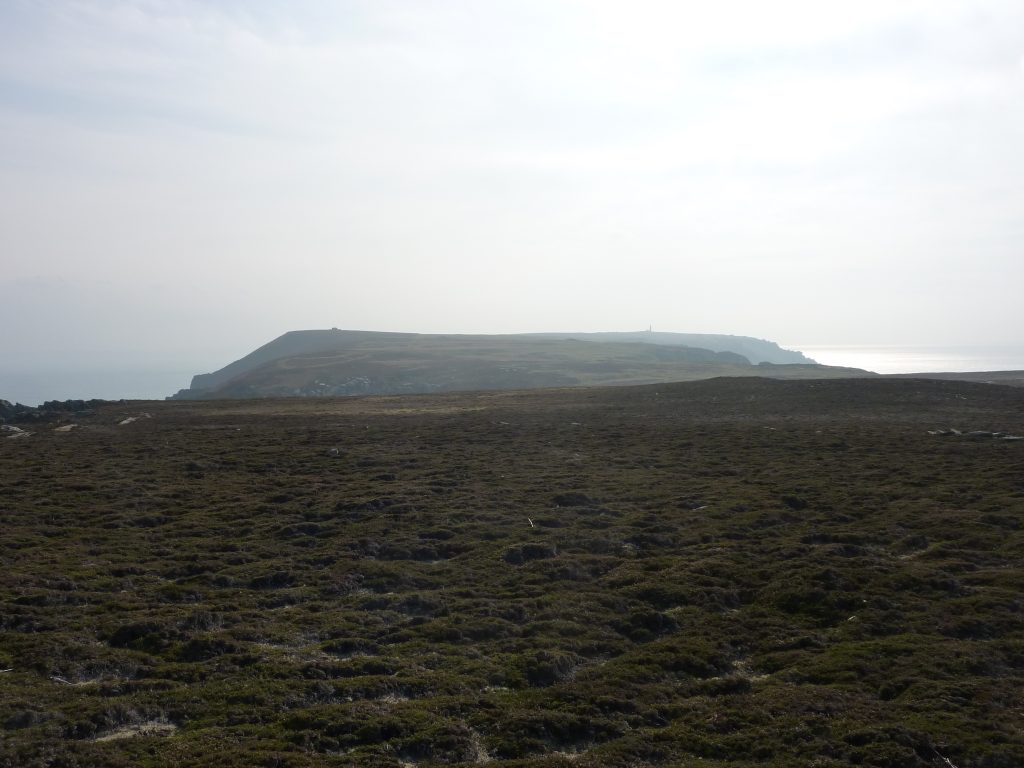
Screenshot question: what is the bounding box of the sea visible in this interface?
[0,369,196,408]
[3,346,1023,407]
[795,345,1024,375]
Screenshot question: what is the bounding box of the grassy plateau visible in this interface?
[2,377,1023,767]
[171,330,863,400]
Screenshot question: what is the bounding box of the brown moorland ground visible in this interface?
[2,377,1023,767]
[886,371,1024,388]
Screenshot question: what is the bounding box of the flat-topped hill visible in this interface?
[171,329,859,400]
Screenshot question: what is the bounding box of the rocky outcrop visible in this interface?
[0,398,110,424]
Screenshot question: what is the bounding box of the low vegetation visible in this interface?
[2,377,1022,767]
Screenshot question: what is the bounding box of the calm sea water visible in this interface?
[0,369,195,407]
[796,345,1024,375]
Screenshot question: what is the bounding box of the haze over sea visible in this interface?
[0,369,196,409]
[795,345,1024,376]
[4,345,1024,408]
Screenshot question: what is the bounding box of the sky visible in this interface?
[2,0,1023,393]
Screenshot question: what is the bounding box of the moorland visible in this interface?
[2,377,1024,767]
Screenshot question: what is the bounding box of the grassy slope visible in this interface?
[192,336,869,399]
[2,378,1023,767]
[186,330,814,395]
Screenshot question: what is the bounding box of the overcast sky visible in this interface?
[2,0,1023,377]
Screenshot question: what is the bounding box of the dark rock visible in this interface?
[1,398,110,424]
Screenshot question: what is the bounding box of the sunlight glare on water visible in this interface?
[794,346,1024,375]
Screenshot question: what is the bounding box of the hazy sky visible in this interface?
[2,0,1023,376]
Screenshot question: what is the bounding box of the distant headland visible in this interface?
[168,329,868,400]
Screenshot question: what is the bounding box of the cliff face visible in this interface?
[171,329,837,400]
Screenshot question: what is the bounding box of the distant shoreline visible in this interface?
[5,367,1024,412]
[4,341,1024,406]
